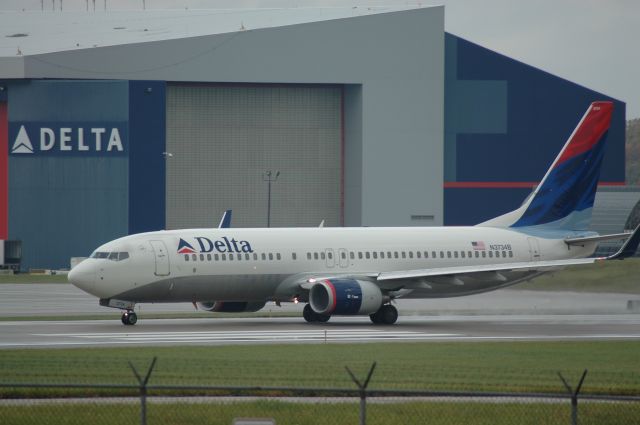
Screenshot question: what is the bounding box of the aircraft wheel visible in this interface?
[379,304,398,325]
[315,314,331,323]
[303,304,314,323]
[122,311,138,326]
[369,311,381,325]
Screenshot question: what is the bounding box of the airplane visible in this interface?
[69,101,640,326]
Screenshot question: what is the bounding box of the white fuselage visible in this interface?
[69,226,596,304]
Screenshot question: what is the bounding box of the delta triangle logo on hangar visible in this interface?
[11,126,34,154]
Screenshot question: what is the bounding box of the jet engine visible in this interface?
[197,301,266,313]
[309,278,384,315]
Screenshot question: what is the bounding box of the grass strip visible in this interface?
[1,341,639,397]
[1,400,638,425]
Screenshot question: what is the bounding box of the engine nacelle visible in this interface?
[197,301,266,313]
[309,279,384,315]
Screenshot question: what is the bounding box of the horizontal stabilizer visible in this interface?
[565,232,634,245]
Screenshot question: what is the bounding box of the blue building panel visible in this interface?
[7,80,129,269]
[444,33,626,225]
[128,80,166,234]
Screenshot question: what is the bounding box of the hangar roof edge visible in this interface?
[0,6,436,57]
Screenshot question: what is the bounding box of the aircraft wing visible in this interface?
[375,258,597,282]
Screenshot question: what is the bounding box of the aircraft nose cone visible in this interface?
[68,261,95,293]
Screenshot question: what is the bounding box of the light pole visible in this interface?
[263,170,280,228]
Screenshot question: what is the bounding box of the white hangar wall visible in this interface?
[19,7,445,227]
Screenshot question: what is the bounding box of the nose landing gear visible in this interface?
[121,310,138,326]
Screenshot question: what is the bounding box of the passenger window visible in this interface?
[229,254,234,261]
[475,251,479,258]
[261,253,266,261]
[185,254,189,261]
[447,251,451,258]
[373,252,378,259]
[207,254,212,261]
[488,251,493,258]
[215,254,219,261]
[409,252,414,259]
[416,251,421,258]
[394,252,399,259]
[380,252,385,259]
[269,253,274,260]
[192,254,197,261]
[424,251,429,258]
[253,253,258,260]
[277,253,281,260]
[327,252,332,260]
[358,252,363,259]
[502,251,507,258]
[221,254,226,261]
[468,251,473,258]
[509,251,513,258]
[440,251,444,258]
[432,251,437,258]
[321,252,326,260]
[387,251,392,258]
[461,251,465,258]
[365,252,370,259]
[341,252,346,259]
[292,253,297,260]
[401,252,406,259]
[307,252,312,260]
[314,252,319,260]
[237,254,242,261]
[481,251,486,258]
[245,253,250,260]
[350,252,355,260]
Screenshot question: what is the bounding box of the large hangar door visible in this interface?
[166,84,342,229]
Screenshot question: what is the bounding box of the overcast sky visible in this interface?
[3,0,639,118]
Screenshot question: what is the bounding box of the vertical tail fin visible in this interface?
[480,101,614,231]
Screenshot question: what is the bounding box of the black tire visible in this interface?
[315,314,331,323]
[303,304,314,323]
[380,304,398,325]
[121,313,128,325]
[369,311,381,325]
[126,312,138,325]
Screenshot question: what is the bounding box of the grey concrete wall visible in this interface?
[18,7,445,227]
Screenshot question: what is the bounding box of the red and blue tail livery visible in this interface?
[482,102,614,232]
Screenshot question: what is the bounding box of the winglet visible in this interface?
[606,223,640,260]
[217,210,232,229]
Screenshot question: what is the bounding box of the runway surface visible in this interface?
[1,284,639,348]
[1,314,639,348]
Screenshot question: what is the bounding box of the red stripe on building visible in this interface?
[444,181,625,189]
[0,102,7,240]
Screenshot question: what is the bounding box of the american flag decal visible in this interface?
[471,241,486,250]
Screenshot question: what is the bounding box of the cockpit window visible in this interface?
[90,251,130,261]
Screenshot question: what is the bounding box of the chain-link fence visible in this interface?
[1,359,638,425]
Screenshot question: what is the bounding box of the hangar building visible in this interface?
[0,6,627,269]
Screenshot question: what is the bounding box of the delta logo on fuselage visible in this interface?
[177,237,253,254]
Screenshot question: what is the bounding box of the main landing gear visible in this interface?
[303,304,331,323]
[301,303,398,325]
[369,304,398,325]
[121,310,138,326]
